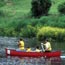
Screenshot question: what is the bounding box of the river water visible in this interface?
[0,37,65,65]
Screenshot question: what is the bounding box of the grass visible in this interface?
[0,0,31,18]
[0,0,65,17]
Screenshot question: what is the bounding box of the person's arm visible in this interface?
[18,41,21,47]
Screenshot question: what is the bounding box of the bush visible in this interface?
[58,2,65,14]
[0,28,5,36]
[37,26,65,41]
[20,25,37,38]
[0,10,5,16]
[4,28,17,37]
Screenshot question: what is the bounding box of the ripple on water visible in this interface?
[0,57,63,65]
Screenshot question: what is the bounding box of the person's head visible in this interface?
[36,46,39,49]
[45,39,49,43]
[20,38,23,41]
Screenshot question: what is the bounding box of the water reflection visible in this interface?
[19,57,46,65]
[0,57,61,65]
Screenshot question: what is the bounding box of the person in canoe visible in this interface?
[26,47,31,52]
[43,39,52,52]
[18,38,25,51]
[35,46,41,52]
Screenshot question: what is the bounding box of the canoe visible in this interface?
[5,48,61,58]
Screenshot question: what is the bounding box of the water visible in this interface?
[0,57,63,65]
[0,37,65,65]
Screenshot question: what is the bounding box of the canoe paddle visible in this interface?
[41,43,45,52]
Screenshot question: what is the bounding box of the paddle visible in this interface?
[41,43,45,52]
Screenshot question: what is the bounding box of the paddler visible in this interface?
[35,46,41,52]
[43,39,52,52]
[18,38,25,51]
[26,47,31,52]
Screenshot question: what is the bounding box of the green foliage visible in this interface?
[40,0,51,15]
[0,0,65,42]
[37,26,65,41]
[58,2,65,14]
[0,0,5,7]
[0,28,5,36]
[31,0,42,18]
[31,0,51,18]
[0,10,5,16]
[0,0,5,16]
[40,16,65,28]
[4,28,17,37]
[20,25,37,38]
[0,15,65,38]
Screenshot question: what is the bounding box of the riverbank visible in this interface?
[0,0,65,40]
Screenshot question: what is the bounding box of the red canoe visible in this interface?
[5,48,61,58]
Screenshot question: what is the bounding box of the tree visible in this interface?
[40,0,51,15]
[31,0,42,18]
[31,0,51,18]
[58,2,65,15]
